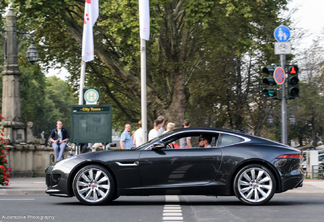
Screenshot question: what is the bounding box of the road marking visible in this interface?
[163,196,183,222]
[163,213,182,216]
[163,217,183,221]
[0,199,35,200]
[163,210,182,213]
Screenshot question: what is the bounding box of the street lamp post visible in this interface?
[0,7,39,144]
[26,43,39,65]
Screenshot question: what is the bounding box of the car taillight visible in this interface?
[277,154,302,159]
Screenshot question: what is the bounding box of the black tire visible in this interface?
[72,164,115,205]
[234,164,276,205]
[111,194,120,201]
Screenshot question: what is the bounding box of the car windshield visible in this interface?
[133,133,166,150]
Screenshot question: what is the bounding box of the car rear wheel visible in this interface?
[73,165,115,205]
[234,164,276,205]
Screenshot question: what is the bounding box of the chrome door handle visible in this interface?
[115,161,139,166]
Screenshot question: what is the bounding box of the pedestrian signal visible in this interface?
[288,65,299,98]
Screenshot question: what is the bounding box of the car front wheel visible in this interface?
[234,164,276,205]
[73,164,115,205]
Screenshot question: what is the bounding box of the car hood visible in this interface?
[76,149,140,162]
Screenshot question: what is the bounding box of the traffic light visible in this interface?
[262,66,277,98]
[287,65,299,98]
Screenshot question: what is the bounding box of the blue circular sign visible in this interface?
[274,25,290,42]
[84,89,99,104]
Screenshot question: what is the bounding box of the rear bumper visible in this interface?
[274,158,305,193]
[281,172,304,192]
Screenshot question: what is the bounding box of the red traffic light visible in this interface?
[289,65,298,74]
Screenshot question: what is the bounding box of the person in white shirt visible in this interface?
[157,115,165,135]
[163,122,175,134]
[134,120,143,147]
[149,119,163,140]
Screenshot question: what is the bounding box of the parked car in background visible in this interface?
[301,150,324,170]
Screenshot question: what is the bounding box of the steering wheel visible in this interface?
[166,143,174,149]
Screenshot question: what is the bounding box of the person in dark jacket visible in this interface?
[50,120,69,161]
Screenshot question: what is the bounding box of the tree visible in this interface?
[2,0,289,130]
[186,0,290,134]
[286,39,324,148]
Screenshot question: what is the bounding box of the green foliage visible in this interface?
[1,0,291,134]
[285,39,324,147]
[0,45,76,140]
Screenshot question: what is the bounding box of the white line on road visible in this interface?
[163,217,184,221]
[164,207,181,210]
[163,213,182,216]
[163,196,183,222]
[163,210,182,213]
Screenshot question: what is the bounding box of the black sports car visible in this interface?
[45,128,304,205]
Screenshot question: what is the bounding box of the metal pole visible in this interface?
[141,38,147,143]
[281,54,287,145]
[78,60,86,106]
[76,59,86,155]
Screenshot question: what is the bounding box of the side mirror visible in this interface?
[152,142,165,150]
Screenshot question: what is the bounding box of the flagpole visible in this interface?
[76,59,86,155]
[79,60,86,105]
[141,38,147,143]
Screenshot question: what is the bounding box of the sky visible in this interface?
[288,0,324,50]
[46,0,324,80]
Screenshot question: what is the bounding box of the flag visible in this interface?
[82,0,99,62]
[139,0,150,40]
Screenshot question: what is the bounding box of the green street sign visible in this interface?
[71,105,112,144]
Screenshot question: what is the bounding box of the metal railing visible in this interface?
[311,165,324,179]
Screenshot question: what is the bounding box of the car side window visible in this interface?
[162,133,219,149]
[217,134,243,147]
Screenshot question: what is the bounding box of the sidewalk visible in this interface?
[1,178,324,195]
[0,177,46,195]
[286,179,324,194]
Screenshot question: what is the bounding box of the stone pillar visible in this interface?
[1,7,25,144]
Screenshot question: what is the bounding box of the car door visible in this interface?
[138,132,222,188]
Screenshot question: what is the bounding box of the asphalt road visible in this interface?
[1,193,324,222]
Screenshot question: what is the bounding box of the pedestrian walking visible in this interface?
[149,119,163,140]
[134,120,143,147]
[163,122,175,134]
[120,123,134,149]
[180,119,192,148]
[157,116,165,135]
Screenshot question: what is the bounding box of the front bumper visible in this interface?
[45,156,85,197]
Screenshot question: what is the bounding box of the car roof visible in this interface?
[169,127,287,147]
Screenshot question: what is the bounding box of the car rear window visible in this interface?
[218,134,244,147]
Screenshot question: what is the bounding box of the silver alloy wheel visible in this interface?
[75,167,111,203]
[237,167,273,203]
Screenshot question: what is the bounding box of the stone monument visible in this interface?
[1,7,25,144]
[0,8,70,177]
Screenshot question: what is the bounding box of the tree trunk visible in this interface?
[163,72,188,128]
